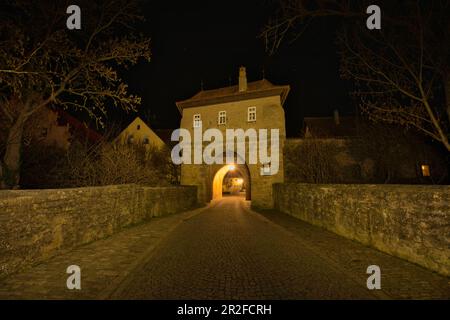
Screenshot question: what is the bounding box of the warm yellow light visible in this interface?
[237,178,243,185]
[229,165,235,171]
[421,165,430,177]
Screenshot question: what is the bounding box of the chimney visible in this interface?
[334,109,340,125]
[238,66,247,92]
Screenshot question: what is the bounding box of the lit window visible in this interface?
[127,135,134,144]
[421,164,430,177]
[218,111,226,125]
[40,128,48,139]
[193,114,201,128]
[248,107,256,122]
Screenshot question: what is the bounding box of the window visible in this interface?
[137,125,141,130]
[40,128,48,139]
[127,135,134,144]
[143,136,150,144]
[218,111,226,125]
[421,164,430,177]
[193,114,201,128]
[248,107,256,122]
[261,162,271,175]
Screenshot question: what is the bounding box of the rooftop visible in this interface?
[176,79,290,112]
[303,116,358,138]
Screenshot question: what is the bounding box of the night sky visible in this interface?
[123,1,353,137]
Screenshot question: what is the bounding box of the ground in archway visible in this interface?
[111,197,448,300]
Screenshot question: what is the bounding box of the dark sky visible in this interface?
[123,1,353,137]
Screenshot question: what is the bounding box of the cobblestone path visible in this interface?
[112,197,449,299]
[0,196,448,299]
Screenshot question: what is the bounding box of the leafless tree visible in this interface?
[284,138,340,183]
[261,0,450,151]
[0,0,151,188]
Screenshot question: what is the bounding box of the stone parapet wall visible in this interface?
[0,184,197,279]
[273,183,450,276]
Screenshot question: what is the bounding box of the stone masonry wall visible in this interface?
[0,184,197,279]
[180,95,286,209]
[273,183,450,276]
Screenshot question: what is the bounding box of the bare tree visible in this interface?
[0,0,151,188]
[284,138,340,183]
[261,0,450,151]
[65,142,170,188]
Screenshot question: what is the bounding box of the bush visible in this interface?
[21,139,179,188]
[285,139,341,183]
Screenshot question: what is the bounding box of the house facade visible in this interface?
[176,67,290,208]
[117,117,166,149]
[24,107,72,150]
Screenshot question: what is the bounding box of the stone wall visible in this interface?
[0,184,197,279]
[273,183,450,276]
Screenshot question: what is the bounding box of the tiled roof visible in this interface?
[176,79,290,112]
[55,109,103,143]
[303,116,358,138]
[153,129,175,146]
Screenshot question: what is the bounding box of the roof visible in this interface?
[153,129,175,146]
[55,109,103,143]
[176,79,290,112]
[303,116,358,138]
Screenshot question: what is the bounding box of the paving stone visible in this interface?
[0,196,448,300]
[112,197,449,299]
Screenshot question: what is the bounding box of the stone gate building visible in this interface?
[176,67,290,208]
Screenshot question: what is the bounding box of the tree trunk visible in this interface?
[0,111,28,189]
[445,73,450,124]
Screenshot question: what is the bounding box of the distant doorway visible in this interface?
[222,167,246,197]
[212,164,251,201]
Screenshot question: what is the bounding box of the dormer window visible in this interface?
[248,107,256,122]
[193,114,201,128]
[137,125,141,130]
[218,111,226,125]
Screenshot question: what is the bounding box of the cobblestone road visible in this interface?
[112,196,449,299]
[0,196,448,299]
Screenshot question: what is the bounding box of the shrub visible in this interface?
[20,138,179,188]
[285,138,340,183]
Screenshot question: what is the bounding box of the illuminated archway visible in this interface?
[212,163,251,201]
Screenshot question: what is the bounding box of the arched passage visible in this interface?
[212,163,251,201]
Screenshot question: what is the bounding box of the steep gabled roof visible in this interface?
[153,129,175,146]
[55,109,103,143]
[303,116,358,138]
[176,79,290,112]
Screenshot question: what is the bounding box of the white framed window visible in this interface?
[248,107,256,122]
[218,111,226,125]
[193,114,201,128]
